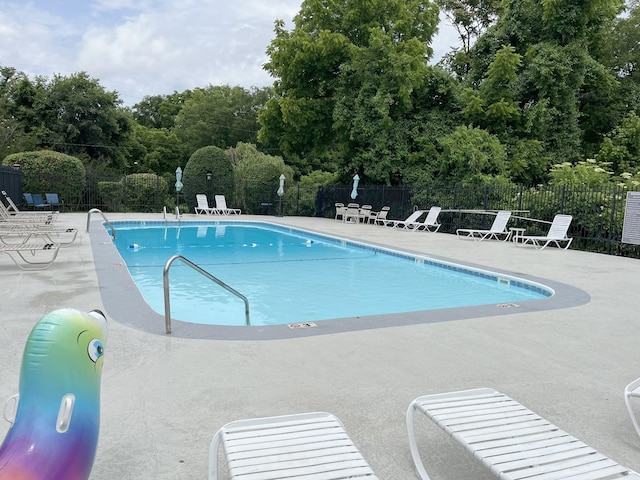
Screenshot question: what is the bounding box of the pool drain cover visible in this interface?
[288,322,317,329]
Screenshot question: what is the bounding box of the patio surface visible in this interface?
[1,212,639,479]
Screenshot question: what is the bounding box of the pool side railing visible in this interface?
[163,255,251,333]
[86,208,116,239]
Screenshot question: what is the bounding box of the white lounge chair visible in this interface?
[0,242,61,270]
[0,197,58,224]
[412,207,442,232]
[194,194,216,215]
[516,214,573,250]
[456,210,512,241]
[625,377,640,439]
[214,195,241,215]
[209,411,378,479]
[0,225,78,246]
[335,202,346,220]
[407,387,640,480]
[370,206,390,225]
[386,210,424,229]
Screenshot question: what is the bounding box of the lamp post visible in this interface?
[206,172,212,204]
[277,174,285,216]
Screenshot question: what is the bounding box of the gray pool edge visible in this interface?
[90,219,591,340]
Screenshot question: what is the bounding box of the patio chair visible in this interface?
[344,203,360,223]
[359,204,373,223]
[194,194,216,215]
[31,193,49,210]
[214,195,241,215]
[412,207,442,232]
[335,202,346,221]
[456,210,512,241]
[370,206,390,226]
[209,411,378,479]
[45,193,64,210]
[407,387,640,480]
[23,193,36,209]
[515,214,573,250]
[3,191,58,218]
[0,241,61,270]
[384,210,424,229]
[625,376,640,439]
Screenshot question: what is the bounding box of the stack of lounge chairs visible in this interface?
[0,191,74,269]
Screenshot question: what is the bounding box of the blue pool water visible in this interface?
[110,221,551,326]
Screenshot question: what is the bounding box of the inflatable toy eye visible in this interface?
[87,339,104,363]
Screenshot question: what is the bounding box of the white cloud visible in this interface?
[0,0,458,106]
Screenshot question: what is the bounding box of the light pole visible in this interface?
[206,172,212,204]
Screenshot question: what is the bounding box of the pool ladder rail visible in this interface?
[163,255,251,333]
[86,208,116,239]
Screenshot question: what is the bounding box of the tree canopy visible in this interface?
[2,0,640,189]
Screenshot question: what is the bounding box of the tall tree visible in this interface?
[460,0,624,171]
[26,72,132,167]
[259,0,440,182]
[174,85,271,156]
[131,91,192,129]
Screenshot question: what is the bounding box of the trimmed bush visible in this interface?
[183,146,233,210]
[3,150,86,207]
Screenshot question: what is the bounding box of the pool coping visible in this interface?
[90,218,591,340]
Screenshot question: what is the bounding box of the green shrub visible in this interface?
[183,146,233,210]
[97,181,124,211]
[121,173,168,212]
[3,150,86,206]
[229,143,294,213]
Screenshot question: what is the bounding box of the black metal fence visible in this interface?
[3,171,640,258]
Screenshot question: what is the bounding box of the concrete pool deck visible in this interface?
[1,212,639,479]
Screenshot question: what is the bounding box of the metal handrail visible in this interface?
[163,254,250,333]
[86,208,116,238]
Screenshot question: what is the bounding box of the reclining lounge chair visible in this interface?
[209,411,378,479]
[214,195,241,215]
[386,210,425,229]
[516,214,573,250]
[407,387,640,480]
[412,207,442,232]
[194,194,216,215]
[456,210,512,241]
[0,242,61,270]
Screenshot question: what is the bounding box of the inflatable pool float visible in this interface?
[0,308,108,480]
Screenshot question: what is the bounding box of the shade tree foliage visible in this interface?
[2,0,640,190]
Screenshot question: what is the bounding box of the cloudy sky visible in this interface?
[0,0,459,106]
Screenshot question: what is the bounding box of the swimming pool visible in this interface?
[108,221,552,327]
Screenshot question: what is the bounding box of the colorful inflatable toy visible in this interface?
[0,308,108,480]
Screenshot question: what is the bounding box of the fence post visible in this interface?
[560,185,566,212]
[608,185,618,255]
[518,184,523,212]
